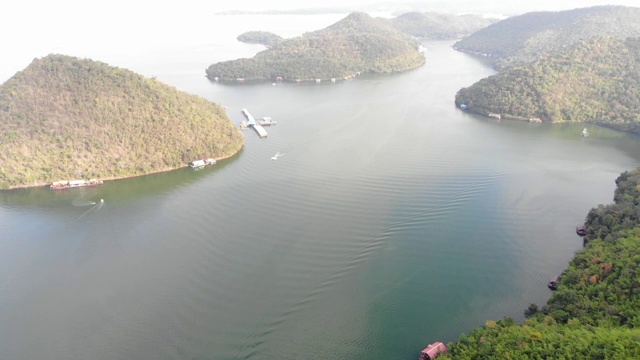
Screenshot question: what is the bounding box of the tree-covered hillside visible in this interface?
[386,12,497,40]
[455,37,640,135]
[454,5,640,69]
[237,31,283,47]
[441,169,640,359]
[0,55,244,189]
[206,12,425,82]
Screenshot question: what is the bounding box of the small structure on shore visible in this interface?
[188,158,216,169]
[50,179,103,190]
[419,342,447,359]
[488,113,501,120]
[529,117,542,123]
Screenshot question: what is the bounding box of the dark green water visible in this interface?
[1,39,639,360]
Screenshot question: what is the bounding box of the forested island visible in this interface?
[454,5,640,70]
[455,36,640,135]
[237,31,283,47]
[206,12,425,82]
[0,55,244,190]
[441,168,640,358]
[386,12,498,40]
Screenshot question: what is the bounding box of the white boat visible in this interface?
[582,128,589,137]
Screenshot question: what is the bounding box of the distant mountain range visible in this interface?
[207,12,425,82]
[385,11,498,40]
[0,55,243,189]
[454,5,640,69]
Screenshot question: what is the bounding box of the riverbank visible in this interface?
[1,145,244,191]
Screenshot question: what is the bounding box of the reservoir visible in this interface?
[1,15,640,360]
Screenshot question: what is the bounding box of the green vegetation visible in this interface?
[386,12,497,40]
[455,37,640,135]
[454,5,640,69]
[442,169,640,359]
[0,54,244,190]
[237,31,283,47]
[206,12,425,82]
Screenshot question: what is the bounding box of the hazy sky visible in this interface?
[2,0,639,83]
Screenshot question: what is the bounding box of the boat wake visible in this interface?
[72,198,97,207]
[271,152,285,160]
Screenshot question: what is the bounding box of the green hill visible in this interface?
[206,12,425,82]
[0,54,244,190]
[237,31,283,47]
[455,36,640,135]
[454,5,640,69]
[386,12,498,40]
[441,169,640,359]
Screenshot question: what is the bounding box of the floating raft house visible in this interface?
[242,108,268,138]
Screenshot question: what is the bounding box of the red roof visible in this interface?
[421,342,447,359]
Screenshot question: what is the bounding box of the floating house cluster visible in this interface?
[239,108,276,138]
[188,158,217,169]
[50,179,103,190]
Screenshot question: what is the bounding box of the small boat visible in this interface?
[576,224,587,236]
[582,128,589,137]
[548,275,561,290]
[419,342,447,360]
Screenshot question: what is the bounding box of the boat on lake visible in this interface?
[548,275,561,290]
[582,128,589,137]
[419,342,447,359]
[576,224,587,236]
[50,179,103,190]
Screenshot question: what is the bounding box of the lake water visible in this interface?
[1,14,640,360]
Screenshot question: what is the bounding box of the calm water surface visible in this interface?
[1,15,640,360]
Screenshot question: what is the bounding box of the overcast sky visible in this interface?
[2,0,639,83]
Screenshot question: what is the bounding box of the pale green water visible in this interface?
[1,20,640,360]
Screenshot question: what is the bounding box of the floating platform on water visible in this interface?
[253,124,268,138]
[242,109,272,138]
[258,117,277,126]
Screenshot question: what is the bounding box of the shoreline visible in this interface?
[2,147,243,191]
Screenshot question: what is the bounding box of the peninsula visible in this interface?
[441,168,640,358]
[0,54,244,190]
[455,36,640,135]
[206,12,425,82]
[237,31,283,47]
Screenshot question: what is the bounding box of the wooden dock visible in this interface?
[253,124,268,138]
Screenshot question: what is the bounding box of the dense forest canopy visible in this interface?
[441,169,640,359]
[386,12,498,40]
[454,5,640,69]
[0,55,244,190]
[206,12,425,82]
[455,36,640,135]
[237,31,283,47]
